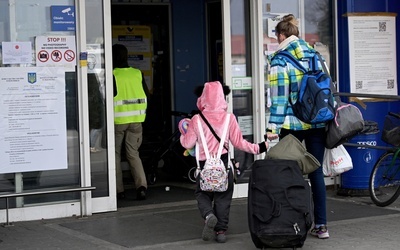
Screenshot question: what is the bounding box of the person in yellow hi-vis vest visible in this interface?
[112,44,149,200]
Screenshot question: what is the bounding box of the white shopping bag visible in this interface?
[323,145,353,176]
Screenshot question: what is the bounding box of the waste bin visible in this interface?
[338,121,381,196]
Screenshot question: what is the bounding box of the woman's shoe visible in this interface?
[310,225,329,239]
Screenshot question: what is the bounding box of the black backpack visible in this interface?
[248,159,313,249]
[275,51,335,124]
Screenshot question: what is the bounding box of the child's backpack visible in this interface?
[276,51,335,124]
[195,115,230,192]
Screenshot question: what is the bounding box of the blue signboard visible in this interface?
[51,6,75,31]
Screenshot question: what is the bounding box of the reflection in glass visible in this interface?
[230,0,254,173]
[262,0,334,119]
[86,0,109,197]
[0,0,80,210]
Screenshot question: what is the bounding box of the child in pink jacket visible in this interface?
[179,81,268,243]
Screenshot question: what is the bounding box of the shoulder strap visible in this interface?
[195,141,200,170]
[278,51,304,106]
[216,115,230,158]
[279,50,328,73]
[277,51,307,73]
[199,112,229,151]
[197,118,210,159]
[315,52,328,74]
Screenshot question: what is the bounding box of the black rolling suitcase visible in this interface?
[248,159,313,249]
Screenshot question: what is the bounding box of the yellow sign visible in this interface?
[112,25,153,91]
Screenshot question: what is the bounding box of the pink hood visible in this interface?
[196,81,228,113]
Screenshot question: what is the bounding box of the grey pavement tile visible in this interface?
[1,188,400,250]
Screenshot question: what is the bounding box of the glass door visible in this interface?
[85,0,116,213]
[0,0,116,223]
[0,0,89,222]
[221,0,266,198]
[221,0,265,177]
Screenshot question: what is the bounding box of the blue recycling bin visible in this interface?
[338,133,381,196]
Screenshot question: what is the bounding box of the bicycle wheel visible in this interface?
[369,151,400,207]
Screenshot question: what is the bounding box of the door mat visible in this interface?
[117,185,196,208]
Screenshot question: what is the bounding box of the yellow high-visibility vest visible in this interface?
[113,67,147,124]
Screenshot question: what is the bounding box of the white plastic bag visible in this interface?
[323,145,353,176]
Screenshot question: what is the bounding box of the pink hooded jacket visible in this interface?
[180,81,267,161]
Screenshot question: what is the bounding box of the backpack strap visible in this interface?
[276,51,304,106]
[276,50,307,73]
[195,141,201,173]
[195,115,230,172]
[199,111,229,151]
[216,115,230,158]
[197,118,210,159]
[197,115,230,159]
[278,50,327,73]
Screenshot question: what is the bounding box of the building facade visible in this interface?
[0,0,398,223]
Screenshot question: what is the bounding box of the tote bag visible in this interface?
[323,145,353,176]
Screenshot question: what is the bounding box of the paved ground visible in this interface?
[1,188,400,250]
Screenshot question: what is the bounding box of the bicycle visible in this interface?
[369,112,400,207]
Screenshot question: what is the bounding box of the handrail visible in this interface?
[342,142,393,151]
[335,92,400,100]
[0,186,95,198]
[1,186,96,227]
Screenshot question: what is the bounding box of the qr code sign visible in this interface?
[356,81,363,89]
[387,79,394,89]
[379,22,387,32]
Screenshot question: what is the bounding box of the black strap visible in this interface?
[198,111,229,151]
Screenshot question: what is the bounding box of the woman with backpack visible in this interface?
[265,14,330,239]
[179,81,268,243]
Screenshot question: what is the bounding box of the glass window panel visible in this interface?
[0,0,80,209]
[262,0,335,113]
[86,0,109,198]
[230,0,254,171]
[304,0,335,80]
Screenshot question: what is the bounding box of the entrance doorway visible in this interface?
[111,4,171,137]
[111,3,192,207]
[110,2,223,207]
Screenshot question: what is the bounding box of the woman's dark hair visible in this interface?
[275,14,299,38]
[112,44,129,68]
[194,84,231,97]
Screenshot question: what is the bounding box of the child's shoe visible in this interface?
[216,231,226,243]
[202,214,217,241]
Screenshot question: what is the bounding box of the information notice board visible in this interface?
[0,67,68,174]
[347,12,397,96]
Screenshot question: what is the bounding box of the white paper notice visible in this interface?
[0,67,68,174]
[238,115,253,136]
[348,15,397,95]
[2,41,33,64]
